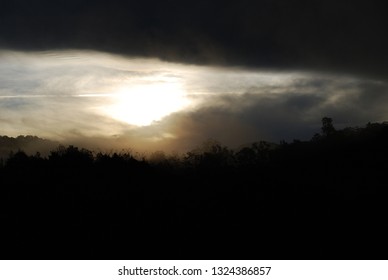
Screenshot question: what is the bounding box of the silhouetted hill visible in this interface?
[1,119,388,259]
[0,135,59,160]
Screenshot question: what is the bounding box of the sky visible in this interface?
[0,0,387,153]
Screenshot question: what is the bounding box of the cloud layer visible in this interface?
[1,50,387,153]
[1,0,387,78]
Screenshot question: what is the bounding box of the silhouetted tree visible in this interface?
[236,147,256,166]
[185,139,234,169]
[5,150,33,169]
[48,145,94,167]
[321,117,336,136]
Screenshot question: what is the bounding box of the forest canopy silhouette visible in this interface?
[1,118,388,259]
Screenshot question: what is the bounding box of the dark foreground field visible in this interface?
[1,119,388,259]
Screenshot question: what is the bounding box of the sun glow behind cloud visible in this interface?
[102,78,190,126]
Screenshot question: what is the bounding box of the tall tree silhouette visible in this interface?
[321,116,336,136]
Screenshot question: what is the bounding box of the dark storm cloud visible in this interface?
[1,0,387,78]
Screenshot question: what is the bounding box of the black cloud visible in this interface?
[1,0,387,78]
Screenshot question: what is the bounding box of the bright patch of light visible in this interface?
[103,81,189,126]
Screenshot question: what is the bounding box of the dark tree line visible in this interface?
[1,118,388,259]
